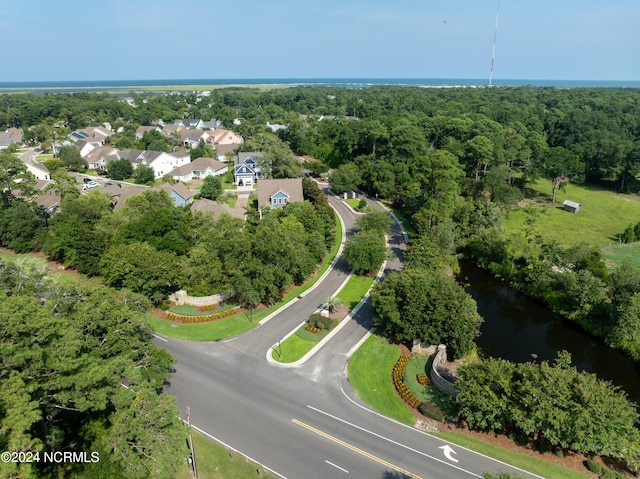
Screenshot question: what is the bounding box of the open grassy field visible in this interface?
[504,178,640,269]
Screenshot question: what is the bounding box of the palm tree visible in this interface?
[324,296,343,314]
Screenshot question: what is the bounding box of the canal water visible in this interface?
[458,260,640,405]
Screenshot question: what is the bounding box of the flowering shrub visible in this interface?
[417,373,431,386]
[305,325,322,334]
[165,307,240,323]
[199,304,219,312]
[391,355,421,408]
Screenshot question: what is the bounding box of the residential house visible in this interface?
[234,152,263,186]
[215,143,239,163]
[101,183,148,211]
[208,128,243,146]
[170,157,228,182]
[178,128,210,149]
[85,146,118,170]
[34,188,61,215]
[174,119,206,129]
[110,149,190,178]
[0,128,24,148]
[68,125,111,144]
[266,122,287,133]
[257,178,303,210]
[203,119,223,129]
[135,126,159,140]
[154,182,194,207]
[19,151,50,180]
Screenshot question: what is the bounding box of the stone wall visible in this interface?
[171,290,230,307]
[429,344,458,398]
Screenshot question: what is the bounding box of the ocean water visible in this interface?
[0,78,638,94]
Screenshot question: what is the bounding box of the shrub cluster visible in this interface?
[165,307,239,323]
[308,313,333,331]
[416,373,431,386]
[586,460,602,474]
[417,401,446,421]
[305,325,322,334]
[391,355,421,408]
[199,303,219,312]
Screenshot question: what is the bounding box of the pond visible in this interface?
[458,259,640,405]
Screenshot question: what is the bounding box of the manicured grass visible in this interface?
[273,273,373,363]
[271,332,321,363]
[168,302,237,316]
[404,355,459,418]
[144,312,255,341]
[176,429,273,479]
[347,334,416,425]
[149,212,343,341]
[432,432,591,479]
[505,178,640,249]
[339,275,375,309]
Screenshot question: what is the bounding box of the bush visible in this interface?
[417,401,446,421]
[600,469,624,479]
[158,301,171,311]
[416,373,431,386]
[308,313,333,330]
[585,460,602,474]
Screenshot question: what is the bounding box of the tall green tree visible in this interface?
[107,158,134,180]
[57,144,87,171]
[343,229,386,275]
[0,151,36,209]
[200,175,223,200]
[371,268,482,358]
[539,146,584,202]
[133,164,155,184]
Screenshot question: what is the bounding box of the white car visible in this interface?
[82,181,100,190]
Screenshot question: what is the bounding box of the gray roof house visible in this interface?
[257,178,304,210]
[170,157,228,182]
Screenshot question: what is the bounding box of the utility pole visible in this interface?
[186,407,198,479]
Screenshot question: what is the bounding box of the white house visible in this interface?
[170,157,228,182]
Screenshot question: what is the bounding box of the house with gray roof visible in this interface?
[257,178,303,211]
[170,157,228,182]
[234,152,263,185]
[191,198,245,220]
[153,182,194,207]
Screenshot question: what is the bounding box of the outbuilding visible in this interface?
[562,199,581,213]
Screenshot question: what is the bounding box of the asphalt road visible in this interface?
[158,187,541,479]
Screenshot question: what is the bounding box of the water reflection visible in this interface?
[458,260,640,404]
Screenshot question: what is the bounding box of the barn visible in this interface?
[562,200,581,213]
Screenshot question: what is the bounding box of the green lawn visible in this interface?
[338,275,375,309]
[404,355,459,418]
[432,432,591,479]
[505,178,640,249]
[602,242,640,271]
[176,429,273,479]
[347,334,416,425]
[273,273,374,363]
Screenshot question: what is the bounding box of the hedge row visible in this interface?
[165,307,240,323]
[417,401,445,421]
[417,373,431,386]
[199,303,219,312]
[392,355,421,408]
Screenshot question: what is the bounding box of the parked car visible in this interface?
[82,181,100,190]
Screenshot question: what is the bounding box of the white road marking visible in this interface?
[189,423,289,479]
[307,404,481,477]
[440,445,459,463]
[325,459,349,473]
[151,333,168,342]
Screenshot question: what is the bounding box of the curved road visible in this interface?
[157,187,540,479]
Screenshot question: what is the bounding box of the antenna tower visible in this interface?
[489,0,501,86]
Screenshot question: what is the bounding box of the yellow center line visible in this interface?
[291,418,423,479]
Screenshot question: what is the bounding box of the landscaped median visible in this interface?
[270,273,375,364]
[145,211,343,341]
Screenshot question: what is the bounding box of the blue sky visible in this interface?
[1,0,638,82]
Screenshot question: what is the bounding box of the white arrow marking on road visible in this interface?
[439,445,459,463]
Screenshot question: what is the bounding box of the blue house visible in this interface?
[257,178,304,211]
[234,152,263,186]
